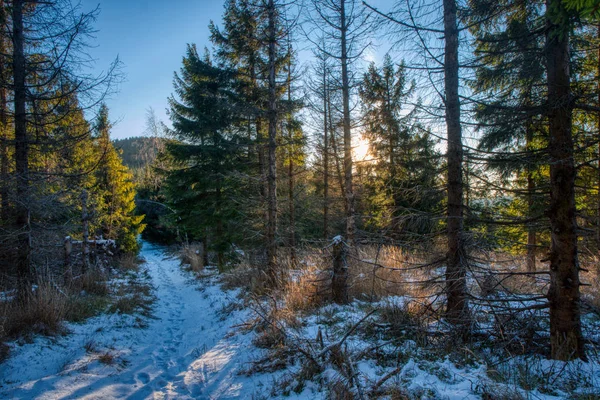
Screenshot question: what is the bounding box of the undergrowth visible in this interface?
[0,251,153,362]
[212,243,600,399]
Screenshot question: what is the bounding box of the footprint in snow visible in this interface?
[137,372,150,384]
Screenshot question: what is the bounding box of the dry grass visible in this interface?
[98,351,116,365]
[117,253,143,271]
[348,245,438,301]
[281,252,329,313]
[580,255,600,311]
[179,243,204,272]
[3,281,69,337]
[78,268,110,296]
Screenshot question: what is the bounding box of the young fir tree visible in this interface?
[359,55,442,240]
[468,0,548,271]
[164,45,249,268]
[93,104,145,253]
[210,0,267,246]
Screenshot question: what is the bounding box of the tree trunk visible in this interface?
[596,25,600,253]
[526,123,536,272]
[0,0,8,224]
[216,185,224,270]
[323,66,329,240]
[287,59,297,266]
[13,0,31,295]
[340,0,355,246]
[332,236,348,303]
[545,0,584,360]
[81,190,90,273]
[443,0,468,326]
[266,0,278,285]
[328,90,346,199]
[201,232,209,267]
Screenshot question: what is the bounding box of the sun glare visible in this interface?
[353,135,373,162]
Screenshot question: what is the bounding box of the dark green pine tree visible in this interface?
[165,45,249,268]
[470,0,593,360]
[468,0,548,272]
[359,55,442,240]
[209,0,266,218]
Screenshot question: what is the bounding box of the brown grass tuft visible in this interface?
[4,281,68,336]
[117,253,142,271]
[179,243,204,272]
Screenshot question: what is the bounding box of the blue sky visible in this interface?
[79,0,226,139]
[78,0,395,140]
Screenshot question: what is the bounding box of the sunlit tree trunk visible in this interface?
[340,0,356,246]
[443,0,469,326]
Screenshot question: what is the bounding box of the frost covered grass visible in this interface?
[0,251,152,362]
[240,297,600,399]
[218,243,600,399]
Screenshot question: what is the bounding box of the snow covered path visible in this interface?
[0,242,263,400]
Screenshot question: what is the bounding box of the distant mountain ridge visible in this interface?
[113,136,164,171]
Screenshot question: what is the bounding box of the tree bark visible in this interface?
[266,0,278,285]
[443,0,468,326]
[81,190,90,273]
[287,56,297,266]
[328,90,346,199]
[545,0,584,360]
[0,0,9,224]
[332,236,348,303]
[323,65,330,240]
[526,123,536,272]
[596,25,600,253]
[13,0,31,295]
[340,0,356,246]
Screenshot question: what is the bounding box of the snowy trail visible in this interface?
[0,242,262,400]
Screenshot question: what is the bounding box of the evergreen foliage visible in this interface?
[164,45,250,267]
[359,55,442,239]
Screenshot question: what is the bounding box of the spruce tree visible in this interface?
[359,55,442,239]
[93,104,145,253]
[165,45,249,268]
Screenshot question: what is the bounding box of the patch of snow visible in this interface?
[0,241,267,399]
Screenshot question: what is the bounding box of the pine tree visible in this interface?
[468,0,548,272]
[359,55,442,239]
[93,105,145,253]
[165,45,249,268]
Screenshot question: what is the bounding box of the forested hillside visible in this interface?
[2,0,600,398]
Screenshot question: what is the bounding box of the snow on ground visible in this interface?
[0,241,272,399]
[1,241,599,399]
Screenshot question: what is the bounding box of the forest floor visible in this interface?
[0,242,272,399]
[1,242,599,399]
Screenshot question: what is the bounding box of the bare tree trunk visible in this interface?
[323,70,330,239]
[597,25,600,253]
[201,232,209,267]
[526,123,536,272]
[0,0,8,224]
[81,190,90,273]
[546,0,584,360]
[216,185,224,270]
[329,92,346,198]
[332,236,348,303]
[266,0,278,285]
[340,0,356,246]
[13,0,31,295]
[443,0,468,326]
[287,62,297,266]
